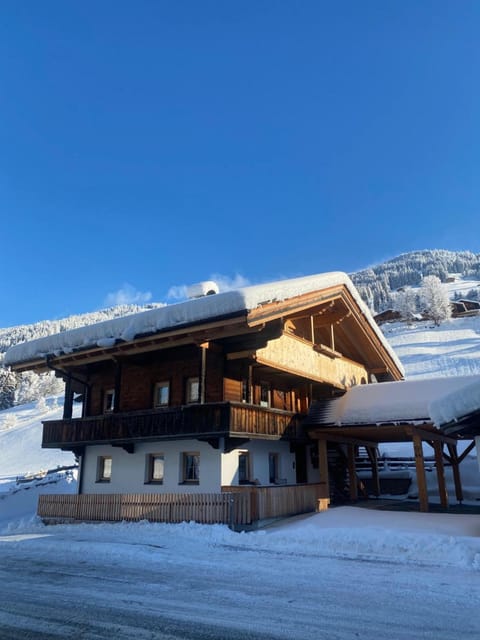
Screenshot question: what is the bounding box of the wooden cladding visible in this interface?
[256,332,368,389]
[42,402,305,449]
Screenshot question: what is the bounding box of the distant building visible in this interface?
[373,309,401,325]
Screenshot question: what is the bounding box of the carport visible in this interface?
[305,376,480,512]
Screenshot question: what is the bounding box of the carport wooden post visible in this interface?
[317,439,330,499]
[412,430,429,512]
[433,441,448,509]
[447,443,463,503]
[366,446,381,497]
[347,444,358,501]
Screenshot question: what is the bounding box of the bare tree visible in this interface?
[421,275,451,326]
[393,288,418,322]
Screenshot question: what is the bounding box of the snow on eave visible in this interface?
[429,379,480,427]
[4,271,403,373]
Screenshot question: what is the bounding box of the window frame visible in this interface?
[238,451,251,485]
[96,456,112,483]
[181,451,200,484]
[185,377,200,404]
[153,381,170,408]
[268,452,279,484]
[145,453,165,484]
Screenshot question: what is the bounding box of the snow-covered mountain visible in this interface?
[351,249,480,311]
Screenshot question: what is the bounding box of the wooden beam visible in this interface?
[366,446,381,497]
[317,440,330,500]
[458,440,476,464]
[308,431,377,449]
[433,441,448,509]
[312,309,351,328]
[447,443,463,503]
[412,431,429,512]
[226,350,256,360]
[369,367,389,374]
[347,444,358,501]
[63,377,73,420]
[405,426,457,445]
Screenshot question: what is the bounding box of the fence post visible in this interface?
[228,494,235,529]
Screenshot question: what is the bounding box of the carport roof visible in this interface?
[306,375,480,429]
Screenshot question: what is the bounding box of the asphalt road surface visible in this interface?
[0,530,479,639]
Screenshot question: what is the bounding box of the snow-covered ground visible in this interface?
[1,316,480,638]
[384,314,480,379]
[0,397,76,489]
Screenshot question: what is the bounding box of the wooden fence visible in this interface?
[38,484,326,527]
[38,492,251,526]
[222,483,327,522]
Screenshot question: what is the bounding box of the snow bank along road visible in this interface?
[0,514,479,640]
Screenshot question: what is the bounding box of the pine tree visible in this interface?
[0,366,17,410]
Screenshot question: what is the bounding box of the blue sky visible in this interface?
[1,1,479,327]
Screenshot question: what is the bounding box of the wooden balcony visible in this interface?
[42,402,306,450]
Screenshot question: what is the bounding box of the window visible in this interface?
[97,456,112,482]
[260,382,270,407]
[238,452,251,484]
[145,453,164,484]
[268,453,279,484]
[186,377,200,404]
[181,452,200,483]
[154,381,170,408]
[103,389,115,413]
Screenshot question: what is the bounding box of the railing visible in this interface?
[38,492,252,526]
[42,402,305,448]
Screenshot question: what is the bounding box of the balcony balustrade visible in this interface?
[42,402,305,449]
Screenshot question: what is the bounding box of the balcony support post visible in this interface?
[63,376,74,420]
[113,360,122,413]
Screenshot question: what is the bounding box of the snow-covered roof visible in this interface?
[4,271,403,372]
[429,378,480,427]
[312,375,480,427]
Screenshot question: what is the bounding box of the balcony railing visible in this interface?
[42,402,306,449]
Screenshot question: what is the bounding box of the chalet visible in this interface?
[373,309,401,325]
[5,272,404,526]
[450,300,468,317]
[458,299,480,312]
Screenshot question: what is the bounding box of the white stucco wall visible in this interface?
[80,438,322,494]
[80,439,222,494]
[221,439,297,486]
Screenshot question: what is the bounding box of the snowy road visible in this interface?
[0,516,479,640]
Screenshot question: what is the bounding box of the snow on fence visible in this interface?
[37,492,251,526]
